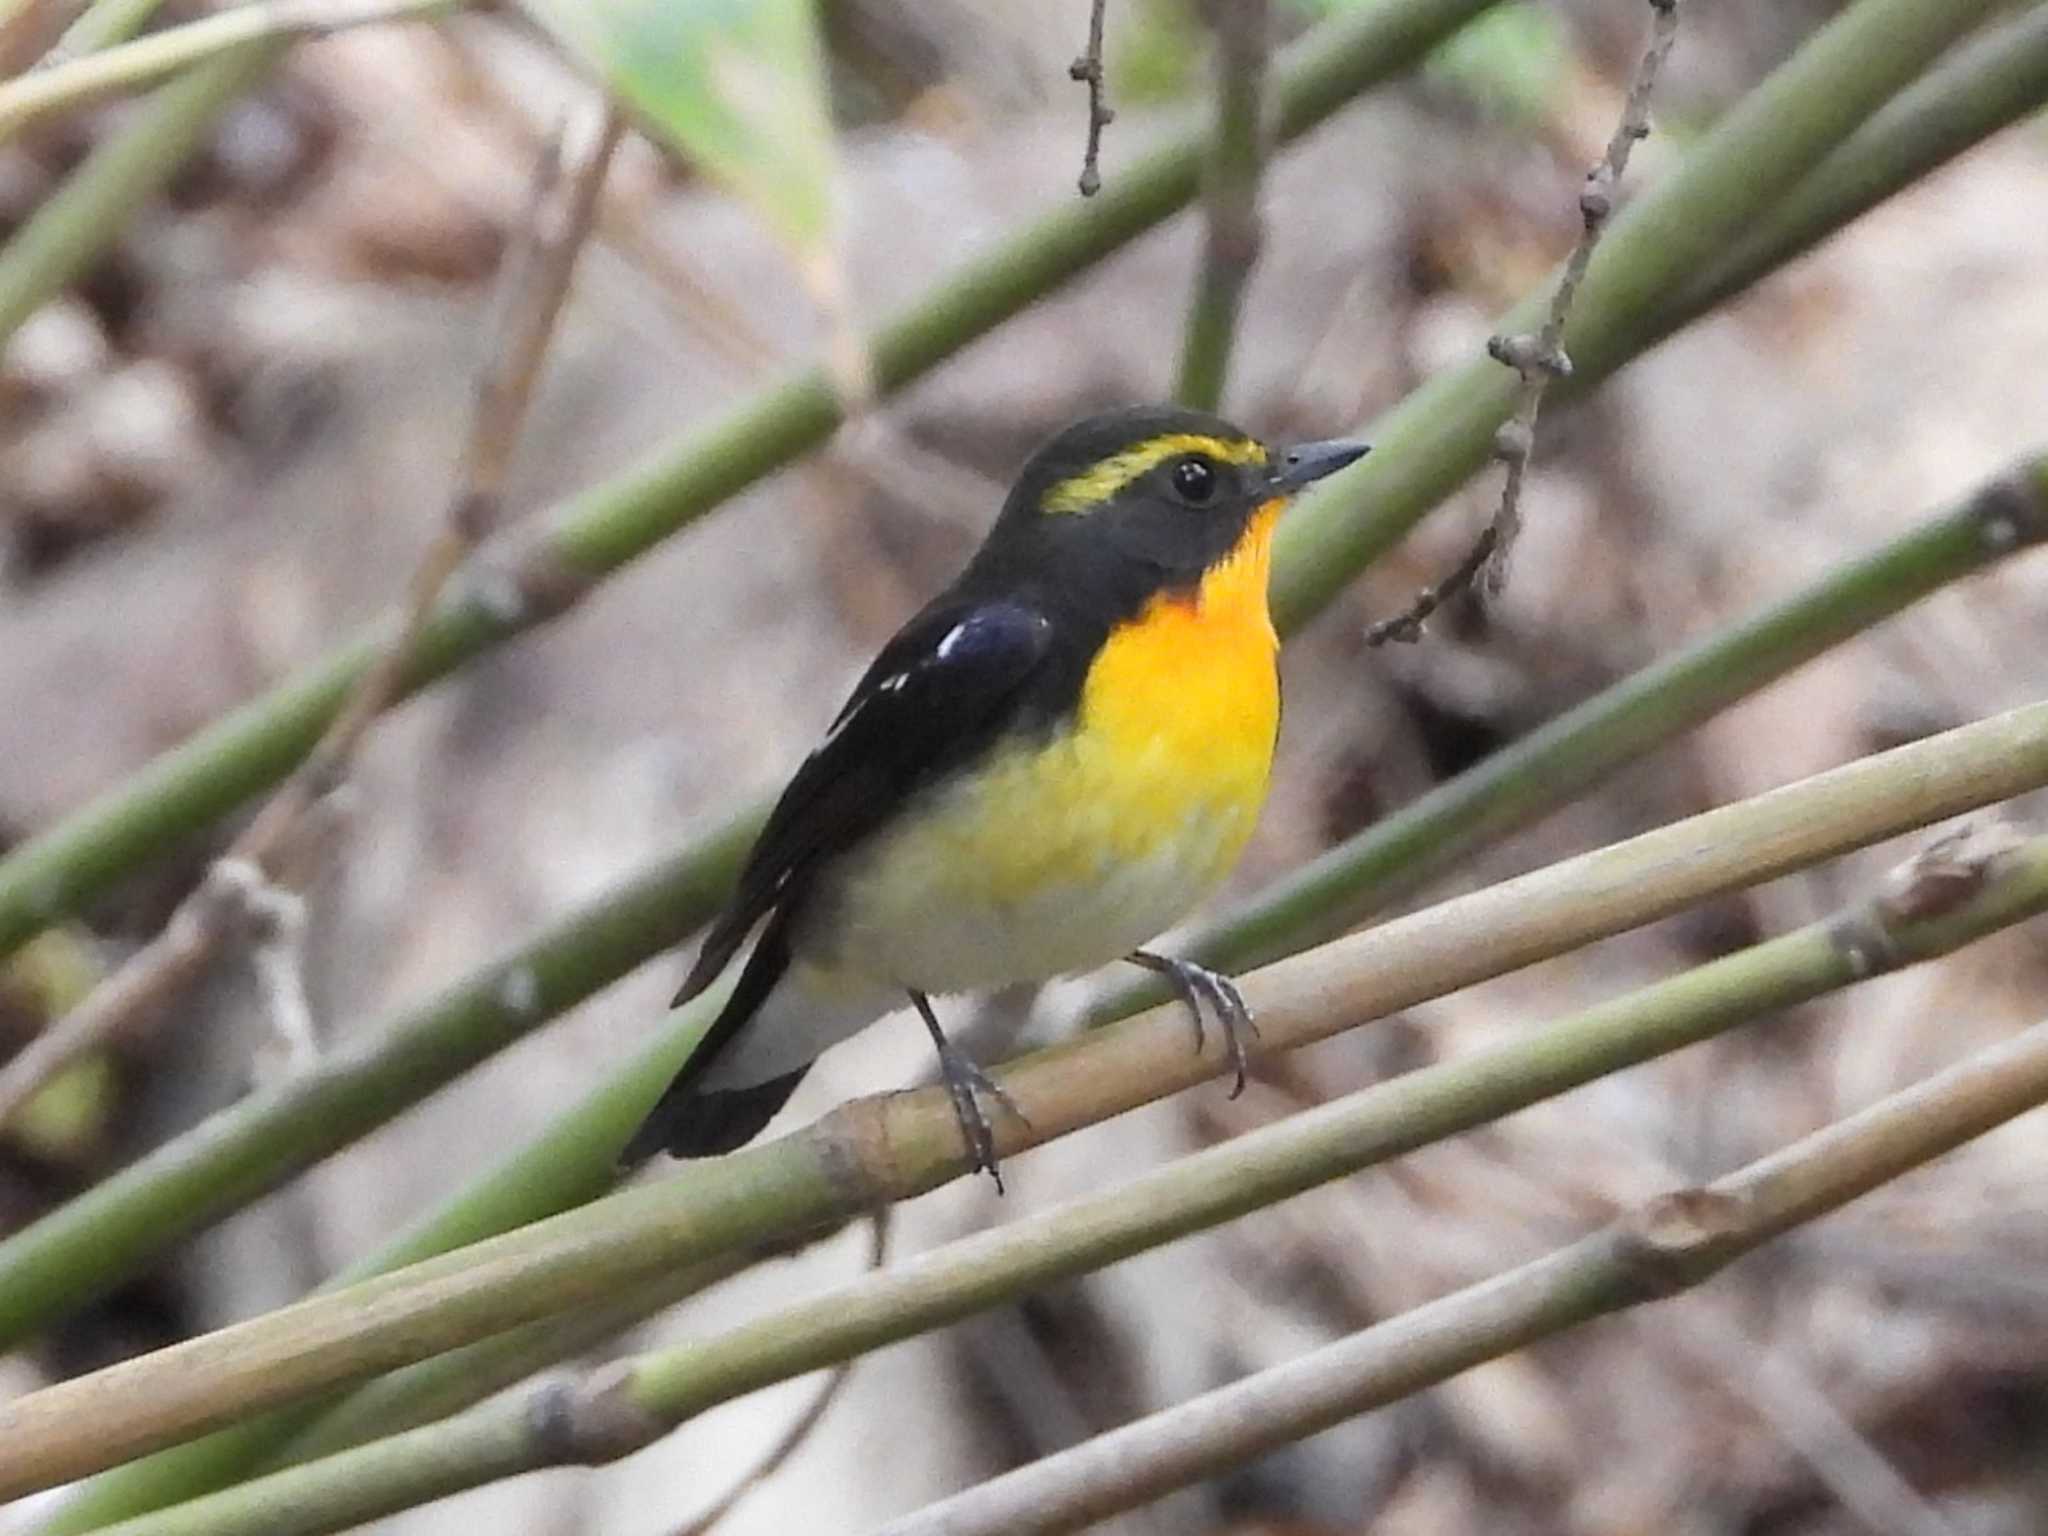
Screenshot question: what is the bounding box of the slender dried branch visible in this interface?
[0,0,459,142]
[1175,0,1270,412]
[1272,0,2029,631]
[9,716,2048,1503]
[1070,0,1115,195]
[1367,0,1682,644]
[880,1009,2048,1536]
[0,111,622,1132]
[0,40,284,354]
[64,824,2048,1536]
[0,867,223,1127]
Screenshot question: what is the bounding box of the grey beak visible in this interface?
[1273,438,1369,492]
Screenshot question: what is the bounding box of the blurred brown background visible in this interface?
[3,2,2048,1532]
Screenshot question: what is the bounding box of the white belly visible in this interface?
[814,804,1251,994]
[697,767,1257,1094]
[798,726,1264,995]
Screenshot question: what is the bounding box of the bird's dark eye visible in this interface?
[1171,457,1218,504]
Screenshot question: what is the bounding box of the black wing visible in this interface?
[622,599,1056,1165]
[672,598,1056,1007]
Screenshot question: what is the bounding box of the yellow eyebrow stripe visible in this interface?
[1041,433,1268,515]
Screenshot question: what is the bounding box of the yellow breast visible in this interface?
[816,503,1283,992]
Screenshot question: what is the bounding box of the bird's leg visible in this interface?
[910,990,1028,1193]
[1126,951,1259,1098]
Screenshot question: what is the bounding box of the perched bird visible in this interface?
[623,405,1366,1186]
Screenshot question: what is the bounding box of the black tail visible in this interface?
[619,904,804,1169]
[618,1066,808,1166]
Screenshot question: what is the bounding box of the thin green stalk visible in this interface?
[0,0,456,143]
[43,0,168,60]
[1670,2,2048,328]
[8,701,2048,1503]
[876,1017,2048,1536]
[0,41,282,347]
[80,832,2048,1536]
[0,0,1505,963]
[1174,0,1270,411]
[272,1247,759,1465]
[1268,0,2018,630]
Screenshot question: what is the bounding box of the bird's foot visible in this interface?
[911,991,1029,1194]
[937,1040,1028,1194]
[1128,951,1260,1097]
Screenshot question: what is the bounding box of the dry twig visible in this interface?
[1661,1310,1964,1536]
[1,0,456,138]
[1070,0,1116,196]
[0,105,625,1132]
[1368,0,1681,645]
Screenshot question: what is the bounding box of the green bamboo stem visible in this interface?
[878,1014,2048,1536]
[0,42,282,348]
[1667,2,2048,329]
[1267,0,2019,631]
[1173,0,1270,412]
[81,829,2048,1536]
[263,1257,751,1466]
[8,700,2048,1502]
[0,0,457,143]
[0,0,1504,963]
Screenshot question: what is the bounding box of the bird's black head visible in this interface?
[968,405,1366,616]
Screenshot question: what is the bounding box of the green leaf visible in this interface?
[520,0,842,302]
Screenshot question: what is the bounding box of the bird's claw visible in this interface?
[1131,952,1260,1097]
[934,1040,1028,1193]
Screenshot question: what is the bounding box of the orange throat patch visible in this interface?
[1073,496,1284,860]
